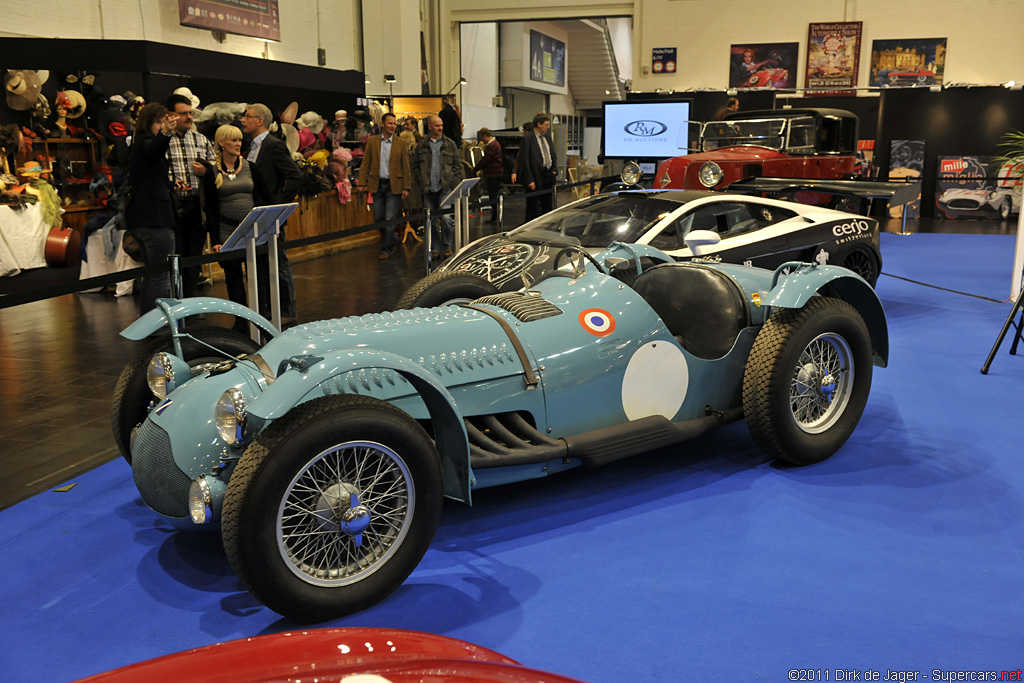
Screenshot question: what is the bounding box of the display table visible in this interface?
[79,224,140,296]
[0,203,49,277]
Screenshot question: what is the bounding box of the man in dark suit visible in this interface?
[439,95,462,145]
[242,102,303,324]
[519,113,557,221]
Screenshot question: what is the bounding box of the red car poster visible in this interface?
[870,38,946,88]
[729,43,798,90]
[805,22,862,94]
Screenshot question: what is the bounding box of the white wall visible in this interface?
[0,0,361,72]
[634,0,1024,92]
[362,0,421,96]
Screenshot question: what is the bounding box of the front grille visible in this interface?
[474,292,562,322]
[133,421,191,518]
[947,199,980,209]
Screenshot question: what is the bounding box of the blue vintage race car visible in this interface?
[113,242,887,622]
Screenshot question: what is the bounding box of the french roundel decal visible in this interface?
[579,308,616,337]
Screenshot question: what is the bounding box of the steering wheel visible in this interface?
[552,245,606,278]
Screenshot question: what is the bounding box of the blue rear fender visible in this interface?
[121,297,278,342]
[245,348,473,504]
[764,264,888,367]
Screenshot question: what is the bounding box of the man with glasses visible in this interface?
[165,92,216,297]
[241,103,303,324]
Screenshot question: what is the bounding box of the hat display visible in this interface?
[5,70,49,111]
[281,101,299,126]
[335,109,347,121]
[296,111,325,135]
[297,127,316,152]
[16,160,50,179]
[350,109,371,122]
[281,123,300,155]
[59,90,87,118]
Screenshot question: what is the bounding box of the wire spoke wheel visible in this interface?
[788,333,854,434]
[278,440,414,586]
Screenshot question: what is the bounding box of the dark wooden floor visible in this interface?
[0,209,1013,510]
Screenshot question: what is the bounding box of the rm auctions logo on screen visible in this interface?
[623,120,668,137]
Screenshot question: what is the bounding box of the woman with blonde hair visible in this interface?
[201,124,271,330]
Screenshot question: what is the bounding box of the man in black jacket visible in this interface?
[439,95,462,145]
[518,113,557,221]
[242,102,303,324]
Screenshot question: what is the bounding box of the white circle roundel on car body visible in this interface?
[621,340,689,421]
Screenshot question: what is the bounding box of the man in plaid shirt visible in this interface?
[165,93,216,297]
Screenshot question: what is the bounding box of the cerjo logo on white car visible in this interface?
[831,219,872,238]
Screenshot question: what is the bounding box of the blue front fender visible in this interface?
[249,348,472,504]
[121,297,279,341]
[766,264,888,367]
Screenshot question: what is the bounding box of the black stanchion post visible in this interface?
[168,254,182,299]
[424,207,432,275]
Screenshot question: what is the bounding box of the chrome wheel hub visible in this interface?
[790,333,854,434]
[277,441,414,587]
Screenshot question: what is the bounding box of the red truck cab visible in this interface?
[654,108,859,190]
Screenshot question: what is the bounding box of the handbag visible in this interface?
[121,229,143,261]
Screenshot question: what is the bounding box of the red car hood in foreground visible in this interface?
[76,628,587,683]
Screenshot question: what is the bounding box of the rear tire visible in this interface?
[839,246,880,287]
[743,297,873,465]
[396,270,499,309]
[110,326,260,464]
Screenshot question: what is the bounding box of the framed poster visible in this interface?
[178,0,281,41]
[805,22,862,94]
[870,38,946,88]
[729,42,798,90]
[936,156,1022,220]
[530,30,566,87]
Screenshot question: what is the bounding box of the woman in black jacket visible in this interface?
[126,103,177,314]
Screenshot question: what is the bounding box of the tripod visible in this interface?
[981,283,1024,374]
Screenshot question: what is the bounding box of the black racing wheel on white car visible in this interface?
[742,297,873,465]
[839,246,880,287]
[111,326,261,464]
[221,394,444,622]
[396,270,499,308]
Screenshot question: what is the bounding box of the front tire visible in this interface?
[1000,197,1011,220]
[396,270,499,309]
[110,326,261,464]
[221,395,443,622]
[743,297,873,465]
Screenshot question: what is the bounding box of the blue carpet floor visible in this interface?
[2,233,1023,682]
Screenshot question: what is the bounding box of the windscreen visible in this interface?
[702,118,795,152]
[511,194,680,247]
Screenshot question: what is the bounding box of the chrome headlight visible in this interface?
[698,161,724,188]
[215,387,247,445]
[189,475,213,524]
[620,161,642,186]
[146,352,191,400]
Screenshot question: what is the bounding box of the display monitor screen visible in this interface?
[602,100,692,160]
